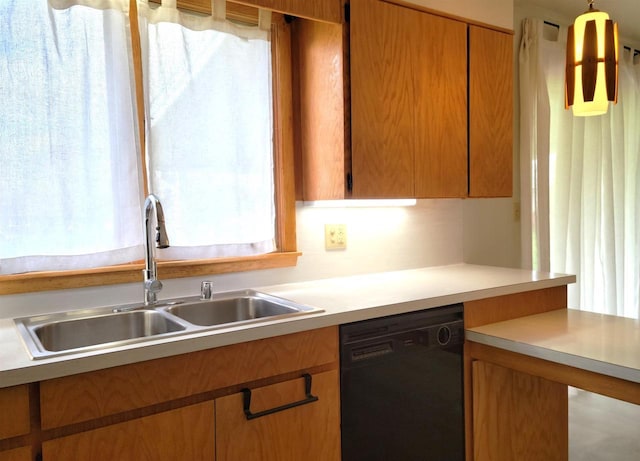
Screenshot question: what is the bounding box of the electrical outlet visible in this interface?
[325,224,347,250]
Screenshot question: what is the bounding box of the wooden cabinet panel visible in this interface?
[472,360,567,461]
[216,370,340,461]
[469,25,513,197]
[40,326,338,429]
[0,385,30,440]
[463,286,567,329]
[413,12,467,198]
[350,0,469,198]
[294,19,347,200]
[350,0,415,198]
[232,0,343,23]
[42,402,215,461]
[176,0,343,23]
[463,286,567,460]
[0,447,32,461]
[301,0,512,199]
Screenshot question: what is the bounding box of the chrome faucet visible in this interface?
[142,194,169,305]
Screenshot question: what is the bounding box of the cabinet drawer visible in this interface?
[42,401,214,461]
[216,370,341,461]
[40,326,338,429]
[0,385,30,440]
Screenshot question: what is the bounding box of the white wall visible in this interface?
[0,200,465,317]
[463,198,520,268]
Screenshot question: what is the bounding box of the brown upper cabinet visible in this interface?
[351,0,468,198]
[468,24,513,197]
[295,0,513,200]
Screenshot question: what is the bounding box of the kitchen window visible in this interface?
[0,0,297,295]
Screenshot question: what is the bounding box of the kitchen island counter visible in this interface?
[466,303,639,460]
[467,308,640,385]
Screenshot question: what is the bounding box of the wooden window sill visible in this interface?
[0,252,301,295]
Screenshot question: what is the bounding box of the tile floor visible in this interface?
[569,387,640,460]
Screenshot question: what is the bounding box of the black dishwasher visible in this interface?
[340,304,464,461]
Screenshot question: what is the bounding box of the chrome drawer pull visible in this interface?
[241,373,319,420]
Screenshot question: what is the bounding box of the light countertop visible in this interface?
[0,264,575,388]
[467,309,640,384]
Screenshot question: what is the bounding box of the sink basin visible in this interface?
[14,290,322,360]
[165,290,318,327]
[15,309,186,358]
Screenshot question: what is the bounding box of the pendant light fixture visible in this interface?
[565,0,618,116]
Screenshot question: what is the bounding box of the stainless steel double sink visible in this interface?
[14,290,323,359]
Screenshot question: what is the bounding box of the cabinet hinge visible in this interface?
[344,3,350,23]
[347,172,353,192]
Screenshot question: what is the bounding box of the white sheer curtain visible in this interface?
[137,0,275,260]
[520,18,640,318]
[0,0,143,274]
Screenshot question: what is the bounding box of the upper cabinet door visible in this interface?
[350,0,467,198]
[350,0,415,198]
[412,12,467,198]
[468,25,513,197]
[300,0,513,200]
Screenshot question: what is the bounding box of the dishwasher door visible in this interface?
[340,305,464,461]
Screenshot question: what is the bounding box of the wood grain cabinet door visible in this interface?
[0,385,30,441]
[350,0,415,198]
[0,447,32,461]
[412,11,467,198]
[42,402,215,461]
[468,25,513,197]
[216,370,340,461]
[350,0,467,198]
[472,360,567,461]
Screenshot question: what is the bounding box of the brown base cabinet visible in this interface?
[7,327,340,461]
[0,447,32,461]
[464,287,569,461]
[0,385,31,461]
[40,370,340,461]
[43,402,215,461]
[0,385,30,441]
[471,361,568,461]
[216,370,341,461]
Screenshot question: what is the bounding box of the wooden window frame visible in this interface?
[0,5,299,295]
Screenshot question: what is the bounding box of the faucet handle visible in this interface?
[201,281,213,300]
[145,279,163,294]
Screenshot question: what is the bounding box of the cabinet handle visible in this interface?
[241,373,319,420]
